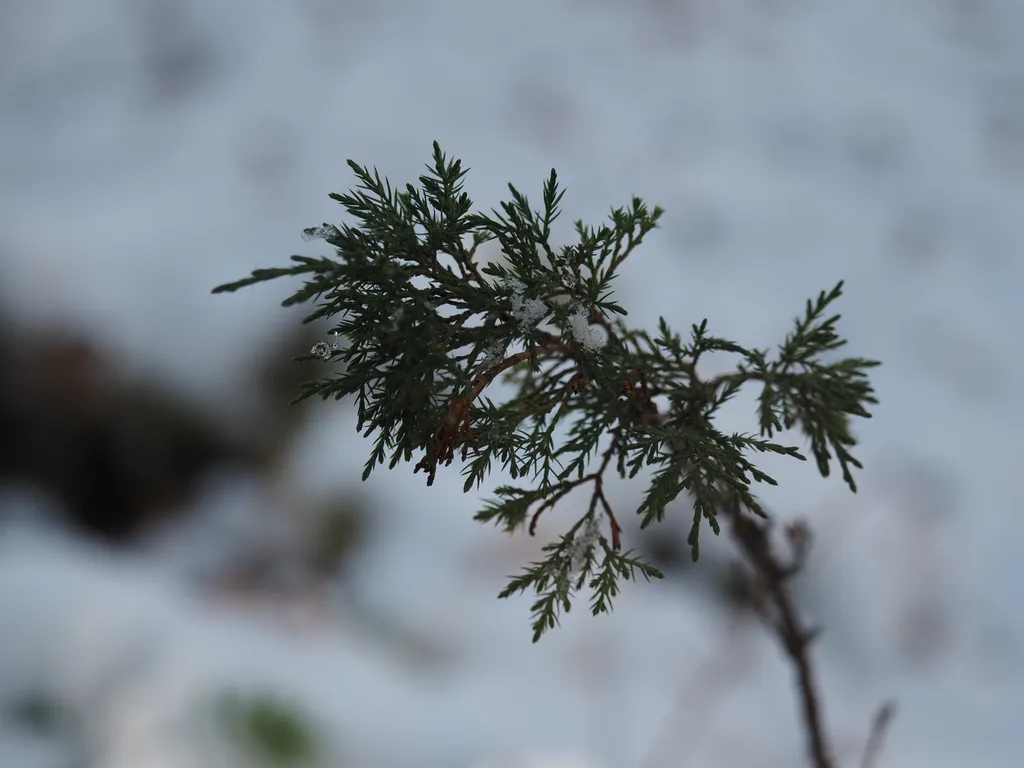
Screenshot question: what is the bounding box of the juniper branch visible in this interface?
[213,143,884,765]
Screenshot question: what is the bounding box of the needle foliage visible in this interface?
[213,143,879,642]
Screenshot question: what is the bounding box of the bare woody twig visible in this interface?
[528,433,624,550]
[860,701,896,768]
[724,504,836,768]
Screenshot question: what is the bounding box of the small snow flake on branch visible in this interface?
[301,223,341,242]
[504,276,549,329]
[565,303,608,351]
[568,515,602,576]
[477,341,509,374]
[310,331,340,361]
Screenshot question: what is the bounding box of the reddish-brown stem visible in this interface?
[415,342,566,485]
[529,487,573,537]
[462,241,487,286]
[593,435,623,549]
[596,487,622,550]
[528,433,623,549]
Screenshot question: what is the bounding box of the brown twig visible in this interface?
[860,700,896,768]
[528,486,576,536]
[592,435,623,549]
[415,342,566,485]
[595,486,623,551]
[528,433,624,550]
[462,239,487,286]
[725,505,835,768]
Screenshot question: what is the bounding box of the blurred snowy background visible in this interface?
[2,0,1024,766]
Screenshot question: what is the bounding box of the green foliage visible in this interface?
[218,691,319,767]
[214,143,879,642]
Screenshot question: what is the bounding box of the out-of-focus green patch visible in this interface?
[217,690,320,767]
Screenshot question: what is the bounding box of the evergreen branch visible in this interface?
[212,256,341,300]
[213,144,884,767]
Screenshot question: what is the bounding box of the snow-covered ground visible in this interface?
[2,0,1024,766]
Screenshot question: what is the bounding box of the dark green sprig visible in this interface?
[213,144,879,641]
